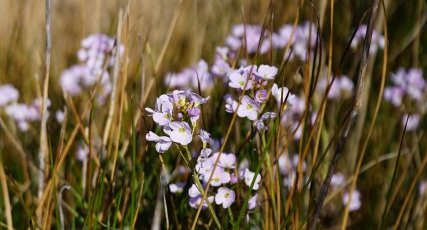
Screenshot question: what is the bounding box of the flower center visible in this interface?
[224,193,230,198]
[247,104,253,109]
[179,127,185,133]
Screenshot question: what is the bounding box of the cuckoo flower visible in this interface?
[167,121,193,146]
[237,95,259,121]
[215,187,236,208]
[248,194,258,210]
[202,167,231,187]
[243,169,261,190]
[0,84,19,107]
[228,68,254,90]
[343,190,361,211]
[145,131,173,153]
[255,65,278,80]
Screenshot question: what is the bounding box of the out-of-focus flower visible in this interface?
[384,87,404,107]
[76,144,89,161]
[350,24,385,55]
[272,83,295,105]
[169,182,186,194]
[226,24,270,54]
[248,194,258,210]
[165,60,213,90]
[254,112,276,131]
[331,173,345,188]
[78,34,124,70]
[55,110,65,123]
[419,181,427,196]
[0,84,19,107]
[243,168,261,190]
[224,94,238,113]
[215,187,236,208]
[402,114,421,131]
[343,190,361,211]
[317,75,354,99]
[255,65,278,80]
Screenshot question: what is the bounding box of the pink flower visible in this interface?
[224,94,238,113]
[0,84,19,107]
[384,87,403,107]
[189,196,214,210]
[248,194,258,210]
[255,90,268,104]
[215,187,235,208]
[188,184,202,198]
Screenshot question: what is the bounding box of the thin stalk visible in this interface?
[37,0,52,224]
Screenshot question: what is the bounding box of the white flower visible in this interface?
[256,65,278,80]
[188,184,202,198]
[228,70,253,90]
[272,83,295,105]
[237,95,259,121]
[243,169,261,190]
[343,190,361,211]
[145,131,172,153]
[167,122,193,146]
[215,187,236,208]
[202,167,231,187]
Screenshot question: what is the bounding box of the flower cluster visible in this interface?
[225,64,278,131]
[60,34,124,104]
[145,90,209,153]
[226,24,271,55]
[384,68,426,131]
[186,147,261,210]
[0,84,50,131]
[225,22,318,61]
[272,22,318,61]
[350,24,385,55]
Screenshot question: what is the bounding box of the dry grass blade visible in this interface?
[308,0,381,228]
